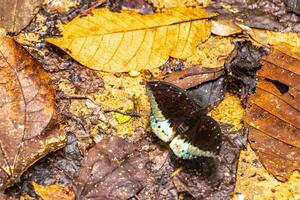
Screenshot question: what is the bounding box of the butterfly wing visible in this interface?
[146,81,200,130]
[187,112,222,155]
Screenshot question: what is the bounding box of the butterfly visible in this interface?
[146,81,222,159]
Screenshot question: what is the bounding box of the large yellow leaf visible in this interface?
[47,7,213,72]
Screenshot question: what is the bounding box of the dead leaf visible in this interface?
[148,0,211,8]
[248,29,300,48]
[47,7,213,72]
[245,43,300,181]
[0,0,43,33]
[225,41,265,99]
[163,65,224,89]
[74,136,153,199]
[211,19,242,36]
[0,36,66,190]
[32,182,75,200]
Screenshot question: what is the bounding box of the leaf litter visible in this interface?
[1,0,300,199]
[0,36,66,191]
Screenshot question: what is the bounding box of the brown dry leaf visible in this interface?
[32,182,75,200]
[163,65,224,89]
[74,136,153,199]
[0,0,44,33]
[47,7,213,72]
[0,36,66,190]
[245,43,300,181]
[248,29,300,48]
[211,19,242,36]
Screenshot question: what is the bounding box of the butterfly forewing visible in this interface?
[147,81,199,129]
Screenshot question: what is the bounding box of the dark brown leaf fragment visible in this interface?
[245,44,300,181]
[0,36,66,190]
[74,136,153,200]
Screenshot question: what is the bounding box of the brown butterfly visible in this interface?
[146,81,222,159]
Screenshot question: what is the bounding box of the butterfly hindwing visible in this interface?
[169,112,222,159]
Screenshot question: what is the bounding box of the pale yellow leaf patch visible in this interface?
[47,7,213,72]
[211,19,242,36]
[249,29,300,48]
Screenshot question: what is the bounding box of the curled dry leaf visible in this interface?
[245,43,300,181]
[211,19,242,36]
[0,0,44,33]
[74,136,153,199]
[0,36,66,190]
[47,7,213,72]
[32,182,75,200]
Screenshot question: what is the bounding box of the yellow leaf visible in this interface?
[32,182,75,200]
[115,103,134,124]
[249,29,300,48]
[47,7,213,72]
[149,0,211,8]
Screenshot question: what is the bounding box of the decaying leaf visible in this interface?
[225,41,266,99]
[0,0,44,33]
[74,136,153,199]
[47,7,213,72]
[0,36,66,190]
[245,44,300,181]
[32,182,75,200]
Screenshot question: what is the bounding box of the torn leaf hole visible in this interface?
[265,78,289,94]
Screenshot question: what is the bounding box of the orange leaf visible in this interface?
[32,182,75,200]
[0,36,66,190]
[245,43,300,181]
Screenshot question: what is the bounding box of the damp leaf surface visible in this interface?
[47,7,213,72]
[0,36,66,190]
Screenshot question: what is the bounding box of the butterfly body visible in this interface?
[147,81,222,159]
